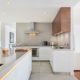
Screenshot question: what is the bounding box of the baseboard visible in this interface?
[32,60,49,62]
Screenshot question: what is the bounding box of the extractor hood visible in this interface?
[25,22,39,37]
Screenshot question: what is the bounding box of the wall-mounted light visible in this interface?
[28,33,37,37]
[24,22,39,37]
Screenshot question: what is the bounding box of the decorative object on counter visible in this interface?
[59,46,64,49]
[2,50,9,56]
[9,32,14,43]
[54,44,59,49]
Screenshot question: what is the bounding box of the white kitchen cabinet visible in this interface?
[32,47,53,60]
[50,50,73,73]
[0,50,32,80]
[26,51,32,80]
[39,47,53,60]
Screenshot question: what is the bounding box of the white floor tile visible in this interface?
[30,73,40,80]
[32,65,40,73]
[30,61,77,80]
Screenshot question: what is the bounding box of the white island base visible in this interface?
[50,50,74,75]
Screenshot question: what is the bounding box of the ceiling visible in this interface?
[0,0,80,23]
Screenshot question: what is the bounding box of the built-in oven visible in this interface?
[32,48,39,57]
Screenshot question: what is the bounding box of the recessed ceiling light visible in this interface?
[8,1,10,5]
[7,0,11,5]
[2,12,6,15]
[43,11,48,16]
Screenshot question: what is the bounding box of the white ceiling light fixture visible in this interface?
[2,12,6,16]
[8,1,10,5]
[7,0,12,5]
[43,11,48,15]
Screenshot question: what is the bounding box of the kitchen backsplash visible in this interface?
[16,23,52,46]
[51,32,70,48]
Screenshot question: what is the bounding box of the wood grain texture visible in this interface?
[52,10,61,35]
[74,70,80,80]
[2,50,9,56]
[61,7,71,32]
[52,7,71,35]
[15,49,28,52]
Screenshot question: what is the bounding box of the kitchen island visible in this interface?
[13,45,74,74]
[0,48,32,80]
[13,46,52,61]
[50,50,74,75]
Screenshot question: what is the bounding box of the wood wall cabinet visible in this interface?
[52,7,71,35]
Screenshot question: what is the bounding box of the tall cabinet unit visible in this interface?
[52,7,71,35]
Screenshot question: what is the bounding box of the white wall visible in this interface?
[16,23,52,45]
[72,2,80,70]
[0,22,2,63]
[72,2,80,53]
[73,54,80,70]
[1,23,16,49]
[0,25,1,47]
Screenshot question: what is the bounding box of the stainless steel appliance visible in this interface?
[43,41,49,46]
[32,48,39,57]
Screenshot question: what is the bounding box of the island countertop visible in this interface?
[13,45,72,51]
[13,45,52,48]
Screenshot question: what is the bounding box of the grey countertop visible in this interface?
[13,45,52,48]
[13,45,72,51]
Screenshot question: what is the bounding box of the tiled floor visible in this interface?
[29,61,77,80]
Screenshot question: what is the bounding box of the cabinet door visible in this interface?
[39,47,52,60]
[61,7,71,32]
[52,7,71,35]
[52,11,61,35]
[53,51,73,72]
